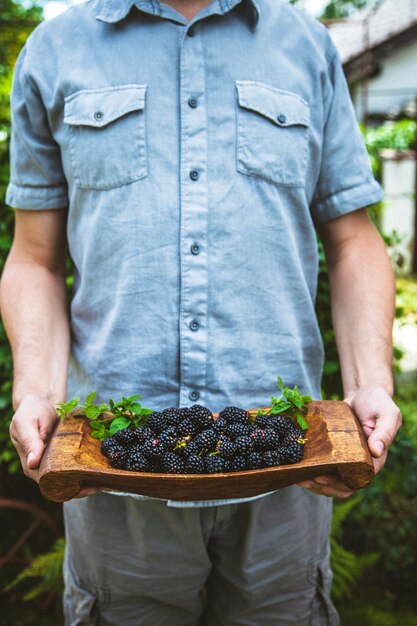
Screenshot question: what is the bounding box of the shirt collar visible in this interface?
[96,0,259,30]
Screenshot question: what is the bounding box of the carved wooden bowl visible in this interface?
[38,400,374,503]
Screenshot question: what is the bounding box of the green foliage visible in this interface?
[265,376,311,430]
[56,392,154,440]
[341,383,417,604]
[5,537,65,601]
[321,0,373,19]
[330,497,379,600]
[361,120,417,179]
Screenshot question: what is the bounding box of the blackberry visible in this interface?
[213,416,227,436]
[113,427,135,446]
[251,427,280,451]
[185,455,205,474]
[254,413,271,429]
[101,437,119,455]
[282,430,305,448]
[142,437,165,460]
[125,453,148,472]
[162,407,182,427]
[263,450,281,467]
[204,455,228,474]
[131,426,153,445]
[178,407,191,420]
[162,452,185,474]
[269,415,294,435]
[158,427,178,451]
[105,444,128,468]
[182,440,200,459]
[235,435,254,455]
[281,442,304,464]
[217,438,237,459]
[230,455,248,472]
[189,404,214,430]
[194,428,217,452]
[146,411,167,434]
[246,451,263,469]
[226,422,251,439]
[287,425,305,440]
[219,406,249,424]
[178,418,200,437]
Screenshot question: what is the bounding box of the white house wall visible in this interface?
[353,39,417,119]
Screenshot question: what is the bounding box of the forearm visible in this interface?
[0,259,70,409]
[325,224,395,398]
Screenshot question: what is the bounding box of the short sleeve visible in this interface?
[310,48,383,225]
[6,43,68,210]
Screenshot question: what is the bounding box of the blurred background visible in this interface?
[0,0,416,624]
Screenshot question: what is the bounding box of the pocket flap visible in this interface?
[236,81,309,127]
[64,84,147,127]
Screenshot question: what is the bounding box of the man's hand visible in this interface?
[10,394,58,481]
[297,386,402,498]
[10,394,98,498]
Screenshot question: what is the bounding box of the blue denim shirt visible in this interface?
[7,0,382,506]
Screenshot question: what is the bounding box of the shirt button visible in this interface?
[277,113,287,124]
[187,26,196,37]
[188,97,198,109]
[94,111,104,121]
[189,170,199,181]
[189,319,200,331]
[190,243,201,255]
[189,390,200,401]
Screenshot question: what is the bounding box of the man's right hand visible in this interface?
[10,394,99,498]
[9,394,58,482]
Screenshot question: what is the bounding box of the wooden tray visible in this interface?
[38,401,374,503]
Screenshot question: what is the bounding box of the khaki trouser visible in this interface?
[63,488,339,626]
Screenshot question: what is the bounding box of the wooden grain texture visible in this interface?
[38,401,374,503]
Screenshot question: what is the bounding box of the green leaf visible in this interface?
[85,391,96,405]
[55,397,79,420]
[85,405,102,420]
[109,416,131,435]
[139,407,154,417]
[129,403,144,415]
[296,414,309,431]
[126,394,142,403]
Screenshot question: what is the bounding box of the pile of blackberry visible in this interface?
[101,405,306,474]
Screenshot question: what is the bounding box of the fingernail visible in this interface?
[27,452,34,465]
[374,441,384,455]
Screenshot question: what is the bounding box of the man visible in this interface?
[1,0,401,624]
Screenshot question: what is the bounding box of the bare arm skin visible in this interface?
[298,208,402,498]
[0,209,70,482]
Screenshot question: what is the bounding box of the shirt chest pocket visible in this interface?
[64,84,147,190]
[236,81,310,188]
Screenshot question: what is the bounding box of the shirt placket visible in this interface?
[179,23,209,407]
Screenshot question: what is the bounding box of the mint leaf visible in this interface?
[85,405,103,420]
[296,414,309,431]
[56,397,79,420]
[269,377,312,429]
[109,416,131,436]
[129,403,144,415]
[85,391,97,405]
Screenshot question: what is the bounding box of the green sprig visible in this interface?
[261,376,312,431]
[56,392,154,440]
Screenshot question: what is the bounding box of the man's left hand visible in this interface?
[297,386,402,498]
